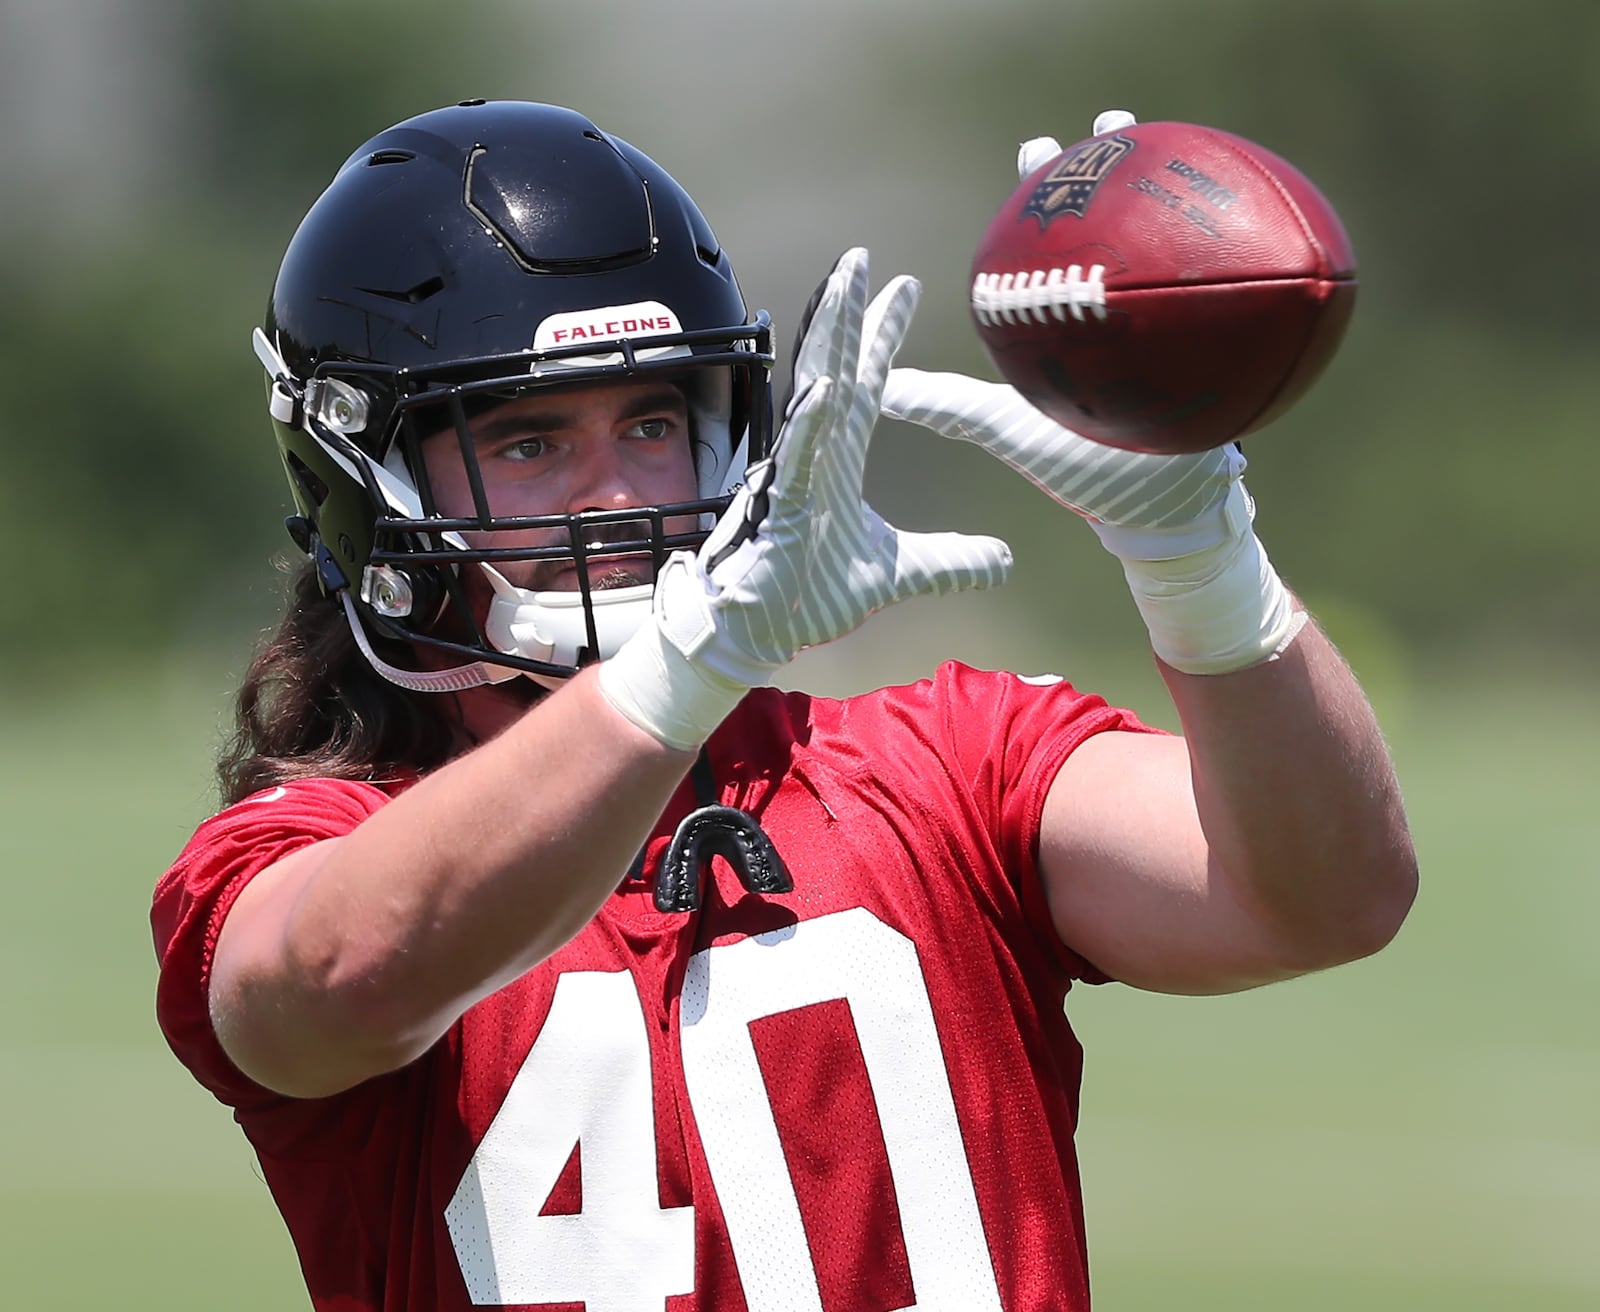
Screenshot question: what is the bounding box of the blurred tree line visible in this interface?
[2,0,1594,684]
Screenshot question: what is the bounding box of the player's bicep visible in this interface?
[209,837,369,1096]
[1038,730,1299,995]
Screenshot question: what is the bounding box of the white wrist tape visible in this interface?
[1090,481,1306,675]
[597,617,750,752]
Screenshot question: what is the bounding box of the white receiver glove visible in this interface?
[881,105,1303,675]
[880,369,1303,674]
[601,248,1014,749]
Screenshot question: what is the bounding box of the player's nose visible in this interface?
[564,435,645,514]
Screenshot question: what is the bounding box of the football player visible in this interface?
[153,99,1416,1311]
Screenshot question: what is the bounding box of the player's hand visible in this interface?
[668,249,1012,681]
[879,365,1248,542]
[600,248,1012,748]
[878,367,1300,675]
[877,360,1297,680]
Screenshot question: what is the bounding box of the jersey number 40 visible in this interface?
[445,907,1005,1311]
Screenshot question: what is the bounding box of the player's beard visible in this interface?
[516,512,698,594]
[587,564,649,590]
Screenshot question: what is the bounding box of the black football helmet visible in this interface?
[255,99,775,690]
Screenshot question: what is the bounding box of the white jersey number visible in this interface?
[447,907,1002,1310]
[443,969,694,1311]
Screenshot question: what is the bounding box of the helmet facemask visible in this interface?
[259,316,774,692]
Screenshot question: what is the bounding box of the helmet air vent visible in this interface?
[285,452,330,507]
[356,275,445,305]
[366,149,416,167]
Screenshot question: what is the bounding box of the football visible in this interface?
[969,120,1357,454]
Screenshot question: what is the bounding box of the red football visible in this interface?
[969,120,1357,454]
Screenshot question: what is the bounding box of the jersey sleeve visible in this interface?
[150,778,394,1109]
[856,661,1163,983]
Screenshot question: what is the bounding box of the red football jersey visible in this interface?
[153,663,1153,1311]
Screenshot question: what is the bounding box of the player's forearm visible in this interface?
[229,668,694,1091]
[1160,621,1417,970]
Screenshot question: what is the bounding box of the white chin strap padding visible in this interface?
[484,573,656,671]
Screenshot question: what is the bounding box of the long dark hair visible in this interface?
[217,561,460,805]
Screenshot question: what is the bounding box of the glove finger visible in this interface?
[785,248,866,421]
[789,250,871,509]
[883,367,1102,481]
[766,252,869,507]
[882,368,1239,528]
[881,367,1014,441]
[880,365,1104,513]
[889,528,1014,600]
[1091,108,1138,136]
[767,375,836,504]
[814,273,921,503]
[826,246,870,412]
[857,275,921,401]
[1017,135,1062,179]
[779,274,830,421]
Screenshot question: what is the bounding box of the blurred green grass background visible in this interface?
[3,0,1597,1305]
[2,659,1595,1310]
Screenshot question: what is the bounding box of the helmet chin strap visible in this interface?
[339,591,521,694]
[342,572,661,696]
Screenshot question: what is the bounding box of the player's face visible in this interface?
[418,378,701,593]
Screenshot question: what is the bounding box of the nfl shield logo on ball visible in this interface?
[1022,134,1135,229]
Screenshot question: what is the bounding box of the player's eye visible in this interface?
[503,436,551,461]
[630,417,671,442]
